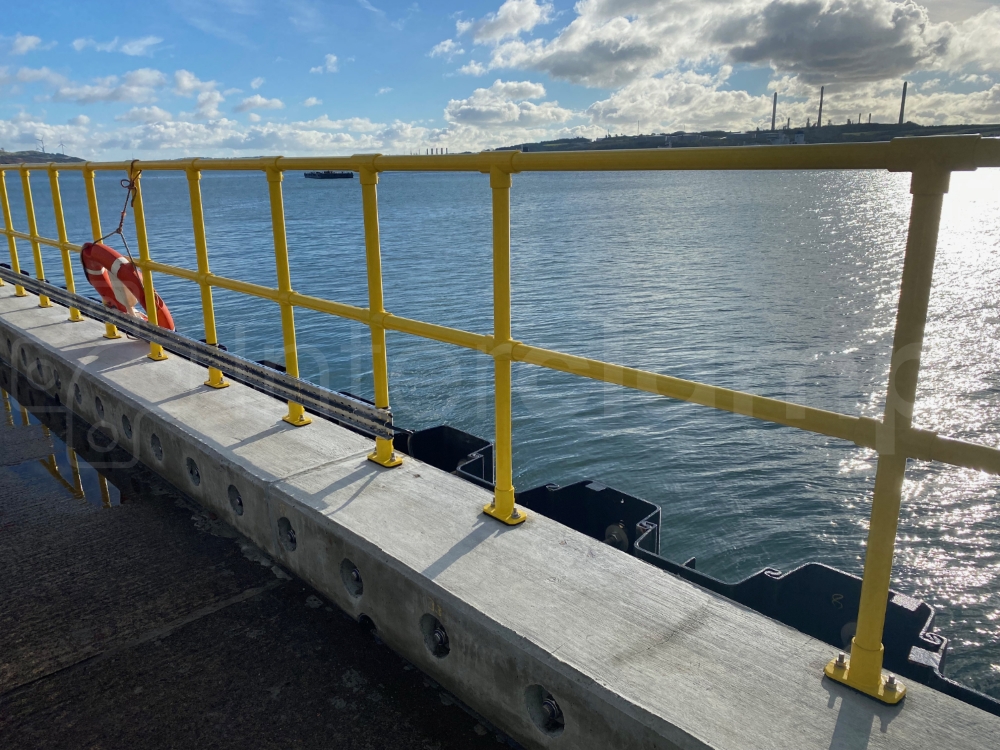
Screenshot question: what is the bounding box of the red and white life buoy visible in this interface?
[81,242,175,331]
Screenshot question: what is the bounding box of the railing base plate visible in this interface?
[482,502,527,526]
[367,450,402,467]
[824,659,906,704]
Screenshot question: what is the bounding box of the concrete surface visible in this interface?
[3,283,1000,749]
[0,378,511,749]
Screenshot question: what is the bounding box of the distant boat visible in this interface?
[304,170,354,179]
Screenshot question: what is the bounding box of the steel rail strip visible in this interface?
[0,267,394,440]
[2,136,997,174]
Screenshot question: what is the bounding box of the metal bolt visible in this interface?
[287,528,296,546]
[836,652,846,667]
[350,568,362,584]
[542,697,562,724]
[886,674,897,689]
[432,627,449,649]
[510,507,520,520]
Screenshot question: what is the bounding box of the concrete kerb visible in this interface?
[3,285,1000,750]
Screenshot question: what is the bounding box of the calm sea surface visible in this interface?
[7,165,999,695]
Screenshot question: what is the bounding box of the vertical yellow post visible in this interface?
[98,474,112,508]
[825,168,950,703]
[1,388,13,427]
[186,167,227,388]
[483,166,525,525]
[67,448,85,499]
[359,167,400,465]
[47,167,83,322]
[265,167,310,426]
[18,168,51,307]
[131,172,168,361]
[84,167,121,339]
[0,171,26,296]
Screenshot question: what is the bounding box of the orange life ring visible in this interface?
[80,242,175,331]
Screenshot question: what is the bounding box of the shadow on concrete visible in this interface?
[422,516,510,581]
[823,678,902,750]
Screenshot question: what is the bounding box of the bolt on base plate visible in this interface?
[824,655,906,704]
[482,502,527,526]
[367,450,402,467]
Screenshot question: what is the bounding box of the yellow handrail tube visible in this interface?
[825,169,951,702]
[47,168,82,321]
[18,169,51,308]
[265,167,309,425]
[0,171,26,297]
[186,168,227,388]
[130,172,167,361]
[83,167,121,340]
[359,166,400,465]
[483,166,525,525]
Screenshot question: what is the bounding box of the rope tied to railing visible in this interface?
[96,160,140,261]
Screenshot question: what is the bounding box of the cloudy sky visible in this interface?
[2,0,999,158]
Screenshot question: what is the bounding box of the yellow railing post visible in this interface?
[130,171,168,361]
[359,166,401,465]
[186,167,228,388]
[84,166,121,339]
[68,448,85,499]
[265,166,310,426]
[47,167,83,322]
[0,171,26,297]
[18,167,52,308]
[483,165,526,525]
[825,168,950,703]
[1,388,13,427]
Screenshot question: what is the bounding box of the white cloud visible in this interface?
[174,69,217,95]
[248,112,261,122]
[116,106,173,123]
[310,54,338,73]
[458,0,553,44]
[471,0,992,89]
[69,114,90,126]
[430,39,464,59]
[303,96,322,107]
[71,36,162,56]
[296,115,385,132]
[8,66,68,86]
[444,78,573,127]
[251,76,264,89]
[586,68,773,132]
[377,87,393,95]
[11,34,50,55]
[458,60,488,76]
[235,94,285,112]
[53,68,167,105]
[120,36,163,56]
[174,70,225,118]
[942,7,1000,72]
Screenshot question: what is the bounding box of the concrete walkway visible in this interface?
[0,384,510,750]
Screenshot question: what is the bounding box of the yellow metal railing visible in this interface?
[3,136,1000,704]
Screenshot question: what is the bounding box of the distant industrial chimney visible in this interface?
[771,92,777,131]
[899,81,907,125]
[817,86,824,128]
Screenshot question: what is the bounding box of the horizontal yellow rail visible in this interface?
[3,134,998,175]
[2,135,1000,706]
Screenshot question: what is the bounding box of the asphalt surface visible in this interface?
[0,372,514,750]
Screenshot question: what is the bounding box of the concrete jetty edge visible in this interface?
[2,285,997,749]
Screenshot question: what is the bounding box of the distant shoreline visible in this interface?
[495,121,1000,153]
[0,150,85,165]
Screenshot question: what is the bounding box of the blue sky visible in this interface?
[2,1,999,158]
